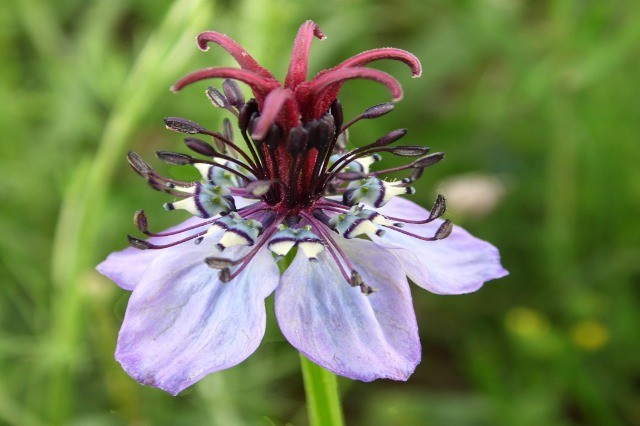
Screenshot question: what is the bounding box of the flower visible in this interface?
[97,20,508,395]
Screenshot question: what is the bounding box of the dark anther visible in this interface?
[205,256,236,269]
[330,98,343,130]
[435,219,453,240]
[311,209,333,227]
[238,99,259,133]
[287,126,309,155]
[306,118,332,149]
[412,152,445,168]
[222,79,245,108]
[265,124,282,151]
[213,134,227,153]
[341,188,357,206]
[219,268,232,283]
[194,237,204,245]
[223,118,234,142]
[185,137,217,157]
[429,195,447,221]
[334,171,366,181]
[359,283,375,295]
[127,151,153,176]
[373,128,408,147]
[133,210,148,233]
[389,146,430,157]
[362,102,395,119]
[155,151,193,165]
[245,180,275,196]
[145,177,164,192]
[163,117,206,134]
[206,86,229,108]
[350,270,363,287]
[247,112,260,139]
[222,118,238,158]
[407,166,425,182]
[127,235,151,250]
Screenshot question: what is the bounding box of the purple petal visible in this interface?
[275,236,420,381]
[96,217,208,290]
[115,241,279,395]
[376,197,509,294]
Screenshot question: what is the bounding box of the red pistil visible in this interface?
[196,31,276,80]
[284,20,326,89]
[171,67,279,105]
[301,67,403,121]
[251,87,297,140]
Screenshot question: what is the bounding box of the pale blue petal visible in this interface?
[115,240,279,395]
[376,197,509,294]
[275,235,420,381]
[97,198,256,290]
[96,217,207,290]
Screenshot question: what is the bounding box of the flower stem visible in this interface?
[299,354,345,426]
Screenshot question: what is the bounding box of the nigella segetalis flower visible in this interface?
[97,20,508,395]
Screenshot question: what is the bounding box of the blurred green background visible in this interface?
[2,0,639,424]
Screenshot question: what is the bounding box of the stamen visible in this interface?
[133,210,217,237]
[164,117,206,134]
[330,99,343,131]
[235,202,269,217]
[222,118,238,158]
[127,151,153,176]
[349,270,363,286]
[222,79,245,109]
[286,126,309,155]
[155,151,193,165]
[133,210,148,232]
[205,256,242,269]
[191,159,253,182]
[386,219,453,241]
[202,130,260,172]
[184,137,217,157]
[340,102,394,133]
[366,153,439,179]
[412,152,445,168]
[206,86,230,109]
[382,194,447,224]
[326,128,407,174]
[243,180,278,197]
[127,229,207,250]
[387,146,431,157]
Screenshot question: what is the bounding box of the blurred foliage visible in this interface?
[1,0,639,424]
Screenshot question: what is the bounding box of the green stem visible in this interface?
[299,354,345,426]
